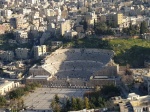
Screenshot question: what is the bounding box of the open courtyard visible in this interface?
[23,88,91,110]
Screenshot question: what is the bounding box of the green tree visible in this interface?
[83,20,88,32]
[95,22,114,35]
[4,32,15,40]
[51,95,61,112]
[123,23,139,36]
[17,98,24,110]
[0,96,6,107]
[84,97,90,109]
[79,19,88,32]
[54,94,59,104]
[101,85,120,99]
[140,21,148,34]
[9,88,24,99]
[94,19,96,30]
[65,98,71,111]
[89,97,96,108]
[76,98,84,110]
[51,99,61,112]
[97,97,105,107]
[24,85,31,92]
[71,97,78,111]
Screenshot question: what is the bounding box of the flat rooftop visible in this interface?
[27,75,50,79]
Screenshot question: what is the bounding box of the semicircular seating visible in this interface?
[42,49,113,79]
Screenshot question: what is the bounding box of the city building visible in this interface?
[131,68,150,95]
[0,80,20,95]
[34,45,47,59]
[143,72,150,95]
[26,75,52,85]
[60,20,71,36]
[106,13,123,27]
[85,11,97,25]
[0,50,14,61]
[15,48,29,59]
[15,30,28,44]
[64,30,78,38]
[141,33,150,40]
[128,93,150,112]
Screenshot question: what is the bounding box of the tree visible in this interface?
[97,97,105,107]
[79,20,88,32]
[76,98,84,110]
[17,98,24,110]
[122,23,139,36]
[94,19,96,31]
[54,94,59,104]
[24,85,31,92]
[84,97,90,109]
[71,97,78,111]
[65,98,71,111]
[95,22,114,35]
[9,88,25,99]
[51,99,61,112]
[0,96,6,107]
[4,32,15,40]
[89,97,96,108]
[140,21,148,34]
[83,20,88,32]
[100,85,120,99]
[51,95,61,112]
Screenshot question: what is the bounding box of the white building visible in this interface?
[22,8,31,15]
[0,80,20,95]
[128,93,150,112]
[34,45,47,59]
[4,9,12,18]
[26,0,39,4]
[45,9,55,17]
[60,20,71,36]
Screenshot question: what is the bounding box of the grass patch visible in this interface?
[64,38,150,67]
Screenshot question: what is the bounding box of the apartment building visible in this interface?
[15,48,29,59]
[10,15,27,29]
[45,9,55,17]
[15,30,28,44]
[85,11,97,25]
[64,30,78,38]
[3,9,12,18]
[60,20,71,36]
[26,0,39,4]
[106,13,123,27]
[0,50,14,61]
[34,45,47,59]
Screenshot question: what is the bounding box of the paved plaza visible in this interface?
[23,88,91,110]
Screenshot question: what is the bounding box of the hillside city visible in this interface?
[0,0,150,112]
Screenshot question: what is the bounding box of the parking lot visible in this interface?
[23,88,91,110]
